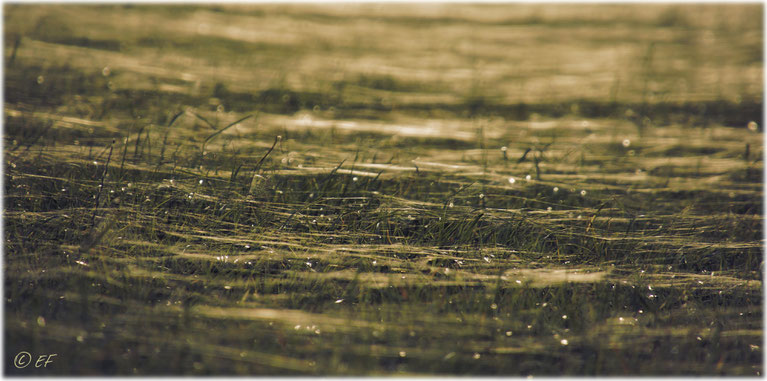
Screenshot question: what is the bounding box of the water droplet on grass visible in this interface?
[500,146,508,152]
[479,193,484,199]
[562,315,568,320]
[622,139,631,147]
[580,190,587,196]
[353,176,358,182]
[560,339,569,346]
[473,353,481,359]
[525,174,532,180]
[506,331,512,336]
[508,177,515,184]
[553,187,559,193]
[748,121,759,131]
[335,299,344,304]
[399,351,407,357]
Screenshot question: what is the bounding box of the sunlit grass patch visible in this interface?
[4,3,763,376]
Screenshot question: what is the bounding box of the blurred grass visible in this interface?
[3,3,764,376]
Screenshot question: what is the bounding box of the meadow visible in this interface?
[3,3,763,375]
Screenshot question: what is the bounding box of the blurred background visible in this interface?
[4,3,763,122]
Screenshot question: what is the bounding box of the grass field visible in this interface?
[3,3,764,376]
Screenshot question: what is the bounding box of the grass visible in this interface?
[4,3,764,376]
